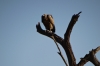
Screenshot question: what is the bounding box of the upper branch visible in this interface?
[63,12,82,66]
[64,12,81,41]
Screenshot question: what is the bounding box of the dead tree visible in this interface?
[36,12,100,66]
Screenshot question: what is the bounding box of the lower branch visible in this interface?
[77,46,100,66]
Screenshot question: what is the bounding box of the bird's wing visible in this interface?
[47,15,54,25]
[47,15,55,32]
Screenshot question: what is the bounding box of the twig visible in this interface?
[52,36,68,66]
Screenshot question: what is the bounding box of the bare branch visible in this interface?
[52,37,68,66]
[64,11,82,66]
[58,52,68,66]
[77,46,100,66]
[94,46,100,54]
[36,22,63,45]
[89,46,100,66]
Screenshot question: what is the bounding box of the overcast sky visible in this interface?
[0,0,100,66]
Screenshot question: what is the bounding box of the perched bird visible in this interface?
[41,14,55,33]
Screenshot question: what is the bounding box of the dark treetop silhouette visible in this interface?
[36,11,100,66]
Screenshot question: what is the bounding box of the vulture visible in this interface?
[41,14,55,33]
